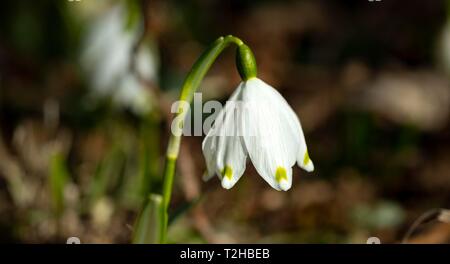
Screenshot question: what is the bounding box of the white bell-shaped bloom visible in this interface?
[202,78,314,191]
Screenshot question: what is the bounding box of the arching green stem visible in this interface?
[159,35,245,243]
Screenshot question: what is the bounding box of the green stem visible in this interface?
[158,35,244,243]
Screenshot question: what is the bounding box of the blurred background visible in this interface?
[1,0,450,243]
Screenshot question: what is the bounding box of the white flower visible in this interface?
[80,4,158,115]
[202,78,314,191]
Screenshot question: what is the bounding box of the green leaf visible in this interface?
[132,194,163,244]
[49,152,69,217]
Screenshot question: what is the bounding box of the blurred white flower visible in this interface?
[80,4,157,115]
[202,78,313,191]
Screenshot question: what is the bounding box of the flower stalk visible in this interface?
[158,35,249,243]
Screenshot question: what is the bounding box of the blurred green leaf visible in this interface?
[49,152,69,217]
[85,139,126,210]
[132,194,163,244]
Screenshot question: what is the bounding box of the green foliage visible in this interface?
[132,194,163,244]
[49,152,69,217]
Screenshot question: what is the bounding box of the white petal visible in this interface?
[246,80,314,173]
[202,85,242,179]
[217,136,247,189]
[242,79,314,173]
[202,131,219,180]
[242,78,300,191]
[294,118,314,172]
[276,92,314,173]
[202,84,247,189]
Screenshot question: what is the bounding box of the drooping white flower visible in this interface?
[202,78,314,191]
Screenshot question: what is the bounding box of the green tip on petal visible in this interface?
[275,167,287,183]
[275,167,290,191]
[300,150,314,172]
[221,165,235,189]
[303,151,310,166]
[221,165,233,180]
